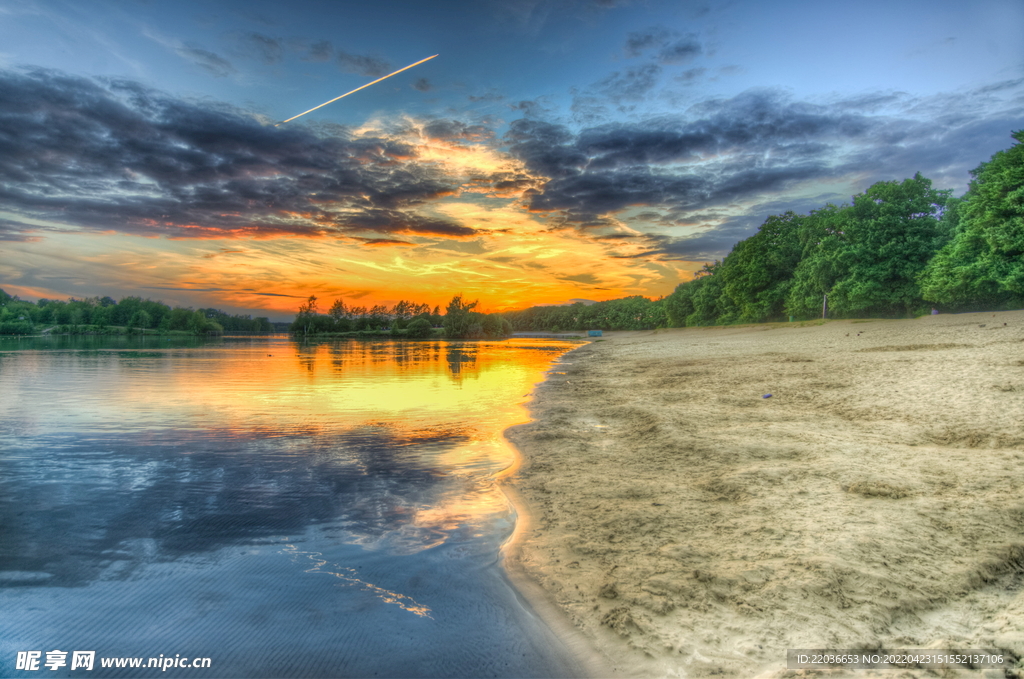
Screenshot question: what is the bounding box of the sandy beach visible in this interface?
[504,310,1024,678]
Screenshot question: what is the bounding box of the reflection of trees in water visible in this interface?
[293,340,448,375]
[0,424,472,587]
[445,346,478,381]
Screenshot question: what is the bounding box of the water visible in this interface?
[0,335,582,678]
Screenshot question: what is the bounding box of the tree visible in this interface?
[919,130,1024,309]
[443,295,479,338]
[718,212,803,322]
[784,175,950,318]
[785,205,856,319]
[298,295,319,315]
[828,174,951,316]
[293,295,319,336]
[406,317,433,338]
[128,309,151,333]
[328,299,348,322]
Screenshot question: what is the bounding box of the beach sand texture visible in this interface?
[504,310,1024,678]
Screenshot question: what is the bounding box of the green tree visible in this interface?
[784,205,849,318]
[919,130,1024,309]
[328,299,348,322]
[443,295,479,338]
[719,212,803,322]
[128,309,151,333]
[406,317,433,338]
[830,174,951,316]
[292,295,319,336]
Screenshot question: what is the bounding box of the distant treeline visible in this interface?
[0,292,273,336]
[504,296,667,332]
[290,295,513,339]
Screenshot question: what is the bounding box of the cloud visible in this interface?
[421,119,492,142]
[0,68,477,242]
[657,37,702,64]
[504,85,1022,259]
[412,78,431,92]
[0,217,43,242]
[303,40,333,62]
[175,42,236,77]
[233,32,284,65]
[597,63,661,102]
[559,272,601,285]
[141,286,305,297]
[468,89,504,102]
[624,27,675,57]
[623,27,702,64]
[676,67,707,85]
[336,51,392,77]
[349,237,415,247]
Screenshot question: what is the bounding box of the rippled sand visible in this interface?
[505,310,1024,678]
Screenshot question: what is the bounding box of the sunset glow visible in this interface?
[1,0,1020,318]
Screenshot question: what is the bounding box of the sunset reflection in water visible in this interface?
[1,335,584,678]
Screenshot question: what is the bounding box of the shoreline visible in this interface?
[503,311,1024,678]
[497,341,614,679]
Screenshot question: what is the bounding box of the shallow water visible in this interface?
[0,335,581,678]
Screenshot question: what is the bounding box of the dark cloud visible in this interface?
[505,86,1020,251]
[559,272,601,285]
[624,27,674,57]
[0,68,475,242]
[233,32,284,65]
[421,119,492,142]
[0,218,43,242]
[508,98,555,118]
[303,40,333,62]
[336,51,392,77]
[973,77,1024,95]
[412,78,431,92]
[597,63,661,102]
[350,237,415,247]
[624,27,702,64]
[175,43,235,77]
[506,119,588,179]
[676,67,707,85]
[658,36,702,64]
[467,89,505,103]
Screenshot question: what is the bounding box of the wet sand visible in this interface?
[504,311,1024,678]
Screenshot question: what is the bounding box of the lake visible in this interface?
[0,335,583,678]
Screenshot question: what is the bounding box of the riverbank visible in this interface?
[505,310,1024,678]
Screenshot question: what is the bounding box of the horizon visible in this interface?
[1,0,1022,318]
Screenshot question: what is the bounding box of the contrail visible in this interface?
[275,54,438,126]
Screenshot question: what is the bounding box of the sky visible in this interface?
[1,0,1022,319]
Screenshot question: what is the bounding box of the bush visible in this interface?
[0,320,34,335]
[406,317,433,338]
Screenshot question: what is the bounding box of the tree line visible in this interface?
[663,131,1022,326]
[503,296,667,332]
[0,292,272,336]
[290,294,514,339]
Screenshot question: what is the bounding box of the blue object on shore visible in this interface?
[763,394,772,398]
[588,330,603,337]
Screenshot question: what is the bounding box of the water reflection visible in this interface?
[0,336,583,678]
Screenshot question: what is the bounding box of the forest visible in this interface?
[0,293,272,336]
[663,130,1023,327]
